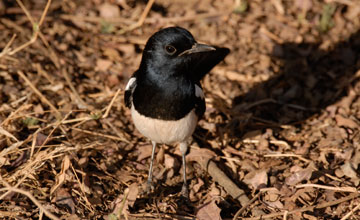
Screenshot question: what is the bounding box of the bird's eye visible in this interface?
[165,45,177,55]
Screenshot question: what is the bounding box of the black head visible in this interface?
[139,27,229,82]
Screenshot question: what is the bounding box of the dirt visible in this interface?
[0,0,360,219]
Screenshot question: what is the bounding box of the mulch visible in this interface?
[0,0,360,219]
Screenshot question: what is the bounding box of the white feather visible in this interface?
[125,77,136,91]
[131,105,198,145]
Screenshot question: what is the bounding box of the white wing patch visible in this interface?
[125,77,136,91]
[195,84,204,99]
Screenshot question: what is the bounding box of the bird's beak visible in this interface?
[178,43,216,56]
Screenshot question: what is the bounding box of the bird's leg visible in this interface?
[146,141,157,193]
[179,142,189,198]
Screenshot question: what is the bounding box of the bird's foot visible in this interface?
[145,180,155,194]
[181,183,189,199]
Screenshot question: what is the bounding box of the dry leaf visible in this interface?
[103,47,121,60]
[127,183,139,207]
[193,178,205,193]
[196,200,222,220]
[285,167,313,186]
[266,200,284,209]
[96,59,113,72]
[116,169,137,183]
[51,155,71,195]
[164,153,179,170]
[35,132,47,146]
[137,144,153,161]
[340,162,358,180]
[187,148,217,162]
[156,146,165,164]
[243,169,268,190]
[52,188,76,214]
[335,115,358,129]
[99,3,120,18]
[295,0,312,12]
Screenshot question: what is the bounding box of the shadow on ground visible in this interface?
[228,29,360,136]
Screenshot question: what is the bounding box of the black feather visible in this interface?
[124,27,229,121]
[124,90,132,108]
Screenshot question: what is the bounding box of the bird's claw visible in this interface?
[145,180,154,194]
[181,183,189,198]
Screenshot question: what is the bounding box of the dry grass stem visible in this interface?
[17,71,61,119]
[118,0,155,34]
[264,153,310,163]
[341,202,360,220]
[62,68,91,110]
[103,88,122,118]
[295,184,358,193]
[71,127,130,142]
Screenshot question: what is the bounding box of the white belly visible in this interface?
[131,105,198,144]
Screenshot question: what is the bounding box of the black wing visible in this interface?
[124,75,137,108]
[194,83,206,119]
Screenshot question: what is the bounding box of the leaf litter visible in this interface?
[0,0,360,219]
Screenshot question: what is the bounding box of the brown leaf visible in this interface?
[96,59,113,72]
[335,115,358,129]
[51,155,71,195]
[116,169,136,184]
[295,0,312,12]
[137,144,153,161]
[127,183,139,207]
[351,149,360,169]
[209,184,221,197]
[340,162,358,180]
[187,148,217,162]
[99,3,120,18]
[52,188,76,214]
[334,147,353,161]
[103,47,121,61]
[196,200,222,220]
[35,132,47,146]
[285,167,313,186]
[156,146,165,164]
[265,200,284,209]
[117,44,135,57]
[107,74,120,88]
[243,169,268,190]
[193,178,205,193]
[164,153,179,170]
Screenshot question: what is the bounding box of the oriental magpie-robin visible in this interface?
[124,27,229,197]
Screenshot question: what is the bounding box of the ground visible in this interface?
[0,0,360,219]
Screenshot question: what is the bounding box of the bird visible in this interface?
[124,26,229,197]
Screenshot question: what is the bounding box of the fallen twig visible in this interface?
[195,157,266,216]
[233,192,262,220]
